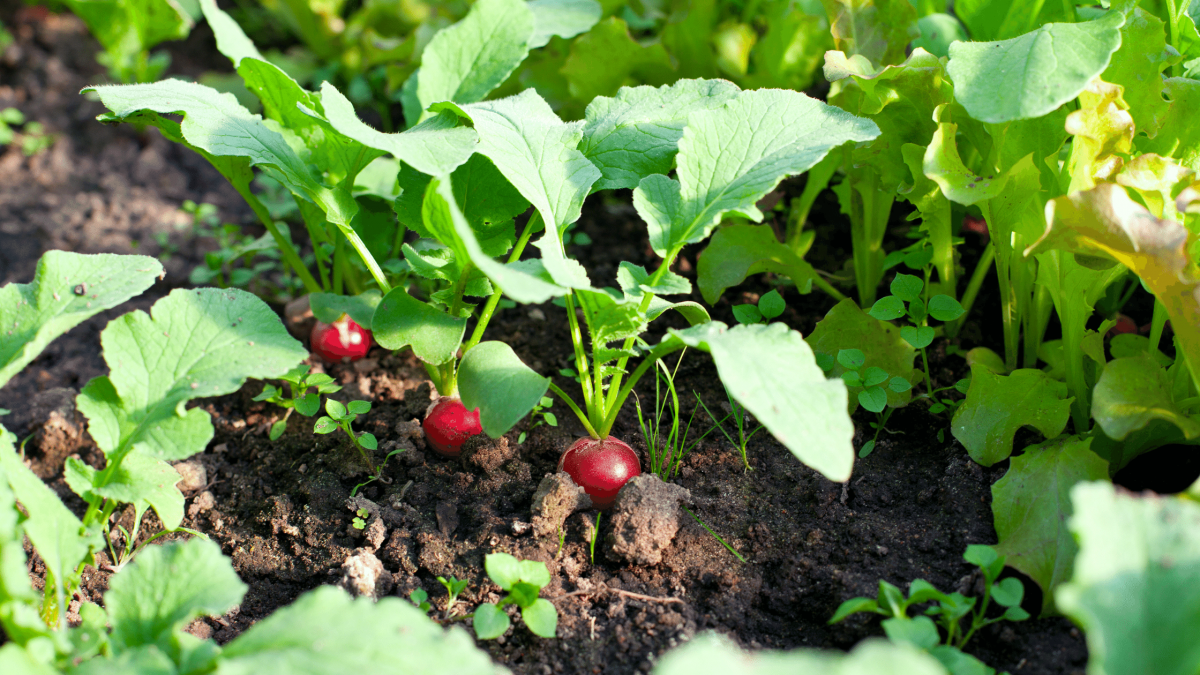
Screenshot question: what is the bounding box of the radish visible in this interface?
[423,396,483,457]
[310,315,371,363]
[558,437,641,509]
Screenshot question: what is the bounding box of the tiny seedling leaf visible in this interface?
[927,294,965,322]
[520,598,558,638]
[472,603,510,640]
[732,304,763,325]
[868,296,906,321]
[758,290,785,320]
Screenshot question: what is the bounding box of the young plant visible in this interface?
[696,386,766,470]
[867,273,964,402]
[830,545,1029,672]
[437,576,470,620]
[351,507,369,530]
[517,396,557,445]
[253,364,343,440]
[732,289,786,325]
[473,553,557,640]
[815,348,913,457]
[62,0,194,82]
[633,350,717,480]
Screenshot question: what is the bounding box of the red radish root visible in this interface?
[310,316,371,363]
[423,396,483,458]
[558,437,641,510]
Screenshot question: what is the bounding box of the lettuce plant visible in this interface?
[62,0,195,83]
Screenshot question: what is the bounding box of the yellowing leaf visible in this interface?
[1065,79,1134,192]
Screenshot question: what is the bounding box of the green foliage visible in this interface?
[807,298,916,412]
[474,552,557,639]
[696,223,817,305]
[654,634,946,675]
[950,365,1073,466]
[830,544,1029,670]
[731,289,786,326]
[458,341,550,438]
[314,398,399,493]
[62,0,193,82]
[254,364,343,440]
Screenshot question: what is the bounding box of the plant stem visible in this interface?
[564,292,596,418]
[235,184,321,294]
[1149,299,1168,356]
[463,213,540,354]
[812,273,848,302]
[333,236,346,295]
[548,381,599,438]
[334,224,392,293]
[599,341,687,438]
[952,242,995,336]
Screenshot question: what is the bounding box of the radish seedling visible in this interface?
[315,399,404,494]
[731,289,786,326]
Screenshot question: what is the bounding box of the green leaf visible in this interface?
[991,577,1025,608]
[309,290,382,330]
[991,436,1109,615]
[0,643,58,675]
[951,365,1073,466]
[1029,184,1200,391]
[1102,6,1174,139]
[472,603,510,640]
[821,0,920,66]
[1137,77,1200,172]
[561,17,676,107]
[218,586,496,674]
[458,341,550,438]
[858,387,888,413]
[199,0,260,65]
[85,79,357,228]
[316,84,478,178]
[634,88,879,257]
[64,0,191,82]
[0,429,103,623]
[900,325,934,349]
[954,0,1074,41]
[1091,355,1200,442]
[0,251,162,388]
[1056,483,1200,675]
[829,597,881,623]
[838,349,866,370]
[732,305,763,325]
[107,538,246,651]
[913,13,968,58]
[358,432,378,450]
[668,322,854,481]
[927,294,964,322]
[862,367,888,387]
[868,296,906,320]
[269,420,286,440]
[413,0,534,116]
[520,598,557,638]
[295,392,320,417]
[616,262,691,298]
[758,290,786,320]
[372,287,467,366]
[882,616,941,650]
[64,453,185,529]
[889,274,923,303]
[485,552,523,590]
[652,633,946,675]
[313,417,337,434]
[579,79,740,191]
[528,0,601,49]
[807,299,917,411]
[347,400,371,415]
[696,224,816,304]
[517,559,551,587]
[325,399,347,420]
[946,11,1126,124]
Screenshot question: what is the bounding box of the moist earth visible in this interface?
[0,9,1092,675]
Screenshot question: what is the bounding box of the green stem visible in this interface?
[236,185,321,294]
[334,224,393,293]
[1167,0,1182,77]
[812,272,849,302]
[333,236,346,295]
[598,341,687,438]
[462,213,540,354]
[1149,299,1168,356]
[564,292,596,417]
[548,381,599,438]
[1024,283,1053,370]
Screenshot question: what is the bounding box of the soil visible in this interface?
[0,9,1107,675]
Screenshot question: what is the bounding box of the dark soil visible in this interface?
[0,10,1091,675]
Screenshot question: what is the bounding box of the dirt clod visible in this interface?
[338,548,393,599]
[606,474,691,565]
[531,472,593,537]
[173,459,206,492]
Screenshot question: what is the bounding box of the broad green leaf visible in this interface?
[913,13,967,57]
[806,298,916,411]
[923,114,1015,206]
[946,11,1126,124]
[660,0,718,79]
[528,0,601,48]
[310,290,382,329]
[561,17,676,105]
[1029,184,1200,389]
[634,89,879,257]
[85,79,357,227]
[372,288,466,366]
[63,453,185,529]
[317,83,478,178]
[414,0,534,116]
[668,322,854,481]
[991,436,1109,615]
[521,598,557,638]
[199,0,261,65]
[1091,354,1200,442]
[653,633,946,675]
[955,0,1075,41]
[696,224,817,304]
[951,365,1073,466]
[393,154,529,247]
[575,289,647,343]
[64,0,191,82]
[464,90,601,284]
[1056,482,1200,675]
[821,0,920,67]
[458,341,549,437]
[1102,6,1173,139]
[0,643,61,675]
[218,587,497,675]
[0,251,162,388]
[579,79,740,191]
[1137,78,1200,171]
[472,603,510,640]
[485,552,523,590]
[0,429,102,625]
[0,445,35,612]
[107,538,245,652]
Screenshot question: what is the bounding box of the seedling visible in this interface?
[253,364,343,440]
[815,349,912,458]
[868,274,964,402]
[634,350,719,479]
[473,553,557,639]
[410,588,433,613]
[589,512,601,565]
[62,0,192,82]
[517,396,557,445]
[732,289,786,325]
[0,108,54,156]
[437,575,470,619]
[696,386,765,471]
[315,399,403,495]
[831,545,1030,661]
[351,508,368,530]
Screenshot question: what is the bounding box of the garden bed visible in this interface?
[0,10,1104,674]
